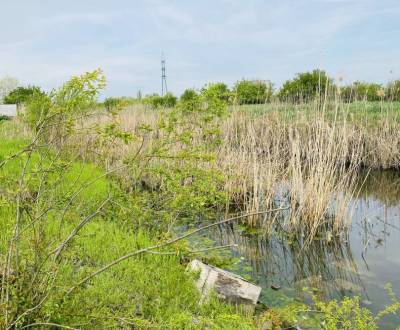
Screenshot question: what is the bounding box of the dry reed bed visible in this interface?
[71,103,400,234]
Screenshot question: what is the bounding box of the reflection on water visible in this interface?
[194,170,400,328]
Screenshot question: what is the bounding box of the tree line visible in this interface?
[1,70,400,109]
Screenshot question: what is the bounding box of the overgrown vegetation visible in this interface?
[143,92,177,109]
[2,69,400,329]
[0,70,255,329]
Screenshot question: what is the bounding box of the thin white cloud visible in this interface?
[0,0,399,96]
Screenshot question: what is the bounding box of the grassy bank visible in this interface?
[0,122,257,329]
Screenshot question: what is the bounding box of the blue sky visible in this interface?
[1,0,399,97]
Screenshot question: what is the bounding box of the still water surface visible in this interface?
[190,171,400,328]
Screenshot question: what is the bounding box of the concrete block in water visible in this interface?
[188,259,261,308]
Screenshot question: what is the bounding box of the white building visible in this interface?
[0,104,17,117]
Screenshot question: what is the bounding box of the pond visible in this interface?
[187,170,400,328]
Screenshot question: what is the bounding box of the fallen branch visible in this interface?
[54,196,112,260]
[146,244,238,255]
[66,206,288,296]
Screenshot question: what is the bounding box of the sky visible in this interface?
[1,0,400,98]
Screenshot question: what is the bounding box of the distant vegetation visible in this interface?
[3,86,44,105]
[233,79,273,104]
[3,70,398,109]
[277,69,333,102]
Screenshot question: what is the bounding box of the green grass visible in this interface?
[231,101,400,124]
[0,120,256,329]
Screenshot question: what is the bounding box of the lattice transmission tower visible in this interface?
[161,53,167,96]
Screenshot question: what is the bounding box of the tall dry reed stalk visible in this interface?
[68,100,400,236]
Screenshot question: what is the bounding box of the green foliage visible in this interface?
[387,80,400,102]
[278,69,333,102]
[201,82,232,104]
[233,79,273,104]
[24,91,52,130]
[24,69,105,132]
[104,96,139,111]
[179,88,201,113]
[103,97,122,111]
[3,86,44,105]
[0,135,255,329]
[144,92,177,109]
[315,297,376,330]
[341,81,384,102]
[180,88,198,102]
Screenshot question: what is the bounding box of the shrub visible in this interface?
[144,92,177,109]
[387,80,400,102]
[180,89,201,112]
[180,88,198,103]
[25,69,105,132]
[163,92,178,107]
[278,70,333,103]
[3,86,44,105]
[352,82,383,101]
[201,82,232,104]
[233,79,273,104]
[104,97,123,112]
[339,82,386,102]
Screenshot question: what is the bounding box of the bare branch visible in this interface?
[54,196,112,260]
[146,244,237,255]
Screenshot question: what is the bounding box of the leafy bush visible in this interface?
[339,82,388,103]
[162,92,178,107]
[104,96,139,111]
[24,69,105,132]
[201,82,232,104]
[233,79,273,104]
[315,297,376,329]
[179,88,201,113]
[387,80,400,102]
[104,97,123,112]
[3,86,44,105]
[180,88,198,102]
[278,70,333,103]
[352,82,383,101]
[144,92,177,109]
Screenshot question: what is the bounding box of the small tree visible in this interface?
[180,88,198,103]
[163,92,178,107]
[201,82,232,104]
[3,86,44,105]
[25,69,105,133]
[278,70,333,103]
[233,79,273,104]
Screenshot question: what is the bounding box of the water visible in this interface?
[189,171,400,328]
